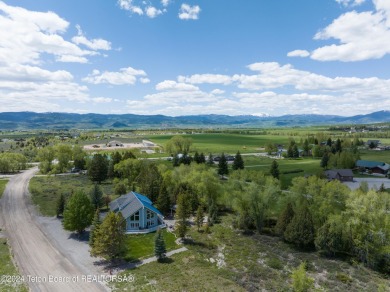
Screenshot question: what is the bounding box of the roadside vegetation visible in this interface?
[0,239,28,292]
[0,179,8,199]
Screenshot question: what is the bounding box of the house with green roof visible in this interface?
[109,191,166,234]
[356,160,390,175]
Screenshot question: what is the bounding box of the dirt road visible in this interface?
[0,168,108,292]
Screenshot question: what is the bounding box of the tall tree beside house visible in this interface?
[156,183,171,215]
[287,145,294,158]
[63,191,94,235]
[326,138,332,147]
[217,153,229,176]
[194,151,200,164]
[88,154,108,183]
[303,139,310,156]
[232,151,245,170]
[175,193,191,238]
[320,151,329,169]
[292,144,300,158]
[56,193,66,218]
[270,160,280,179]
[90,211,125,260]
[90,183,104,210]
[89,209,101,248]
[154,228,167,262]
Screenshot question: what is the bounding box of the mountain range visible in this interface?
[0,111,389,130]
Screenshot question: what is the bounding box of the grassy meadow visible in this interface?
[112,213,390,291]
[29,175,115,216]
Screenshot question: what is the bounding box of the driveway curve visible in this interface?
[0,167,107,292]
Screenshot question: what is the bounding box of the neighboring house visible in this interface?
[324,169,354,182]
[109,191,165,234]
[356,160,390,175]
[366,140,381,147]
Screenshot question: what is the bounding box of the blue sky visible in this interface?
[1,0,389,116]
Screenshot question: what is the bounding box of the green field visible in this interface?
[112,214,390,291]
[147,133,289,154]
[0,179,8,199]
[0,239,28,292]
[124,229,178,262]
[29,175,115,216]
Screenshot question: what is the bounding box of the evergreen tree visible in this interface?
[90,183,104,210]
[194,151,200,164]
[290,262,314,292]
[195,205,204,231]
[232,151,244,170]
[326,138,332,147]
[320,151,329,169]
[303,139,310,156]
[292,144,300,158]
[287,145,294,158]
[270,160,280,179]
[63,191,94,235]
[217,153,229,176]
[275,202,294,238]
[199,152,206,164]
[122,151,136,160]
[90,212,125,260]
[284,203,315,249]
[154,228,167,262]
[88,154,108,183]
[175,193,191,238]
[156,184,171,215]
[207,153,214,165]
[335,138,342,153]
[56,193,66,218]
[89,209,101,248]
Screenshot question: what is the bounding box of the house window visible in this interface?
[146,210,155,219]
[130,223,139,229]
[130,211,140,221]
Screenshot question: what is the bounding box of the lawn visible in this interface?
[0,179,8,199]
[112,213,390,291]
[0,238,28,292]
[359,149,390,164]
[123,229,179,262]
[29,175,115,216]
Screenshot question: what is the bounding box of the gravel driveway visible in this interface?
[0,167,109,292]
[343,177,390,190]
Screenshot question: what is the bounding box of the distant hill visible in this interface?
[0,111,389,130]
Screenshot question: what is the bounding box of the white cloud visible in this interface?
[0,2,116,113]
[178,74,232,85]
[118,0,168,18]
[146,6,163,18]
[298,0,390,61]
[0,1,109,65]
[83,67,148,85]
[156,80,199,91]
[161,0,170,7]
[178,4,201,20]
[335,0,366,6]
[287,50,310,58]
[91,97,113,103]
[72,25,111,51]
[211,89,225,95]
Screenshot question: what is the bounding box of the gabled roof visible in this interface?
[356,160,385,168]
[109,191,162,219]
[325,169,353,180]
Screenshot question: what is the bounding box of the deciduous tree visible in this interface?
[63,191,94,235]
